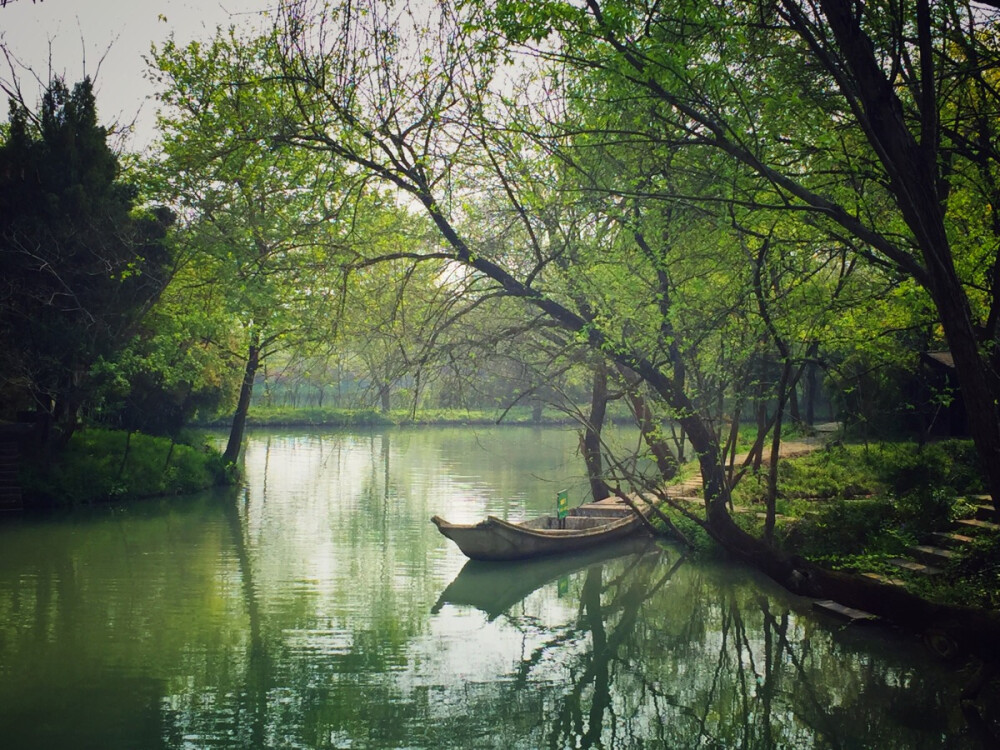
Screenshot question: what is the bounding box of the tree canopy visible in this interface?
[0,77,173,445]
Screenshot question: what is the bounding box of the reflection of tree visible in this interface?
[224,489,270,749]
[429,547,990,749]
[545,553,686,749]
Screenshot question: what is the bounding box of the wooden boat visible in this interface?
[431,505,649,561]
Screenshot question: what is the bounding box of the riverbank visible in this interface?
[19,428,230,507]
[197,405,634,429]
[658,436,997,612]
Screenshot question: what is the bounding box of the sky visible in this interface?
[0,0,276,150]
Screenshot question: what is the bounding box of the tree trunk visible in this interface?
[724,407,742,488]
[262,363,272,407]
[224,336,261,466]
[753,395,767,473]
[116,430,133,482]
[671,352,687,461]
[804,359,817,426]
[532,400,543,423]
[931,282,1000,513]
[581,362,611,502]
[765,361,793,542]
[817,0,1000,511]
[617,365,678,481]
[378,382,391,414]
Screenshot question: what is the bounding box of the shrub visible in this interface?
[22,428,229,506]
[775,497,899,558]
[944,532,1000,609]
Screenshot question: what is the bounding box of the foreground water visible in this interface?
[0,427,992,748]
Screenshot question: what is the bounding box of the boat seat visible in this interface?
[520,515,629,531]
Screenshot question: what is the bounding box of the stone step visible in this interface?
[926,531,975,549]
[908,545,960,567]
[861,572,906,587]
[671,495,703,505]
[813,599,877,623]
[974,504,998,522]
[956,518,1000,534]
[890,558,943,576]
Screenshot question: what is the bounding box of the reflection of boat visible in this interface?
[432,537,660,620]
[431,503,648,561]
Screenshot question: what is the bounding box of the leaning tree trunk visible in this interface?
[224,335,261,466]
[335,116,1000,653]
[617,365,678,481]
[929,278,1000,514]
[804,356,817,426]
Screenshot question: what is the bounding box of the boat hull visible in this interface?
[431,511,647,561]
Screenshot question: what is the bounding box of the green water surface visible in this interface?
[0,427,989,748]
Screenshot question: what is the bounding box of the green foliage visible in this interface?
[733,440,984,513]
[943,532,1000,610]
[732,443,882,506]
[0,78,174,435]
[874,439,985,499]
[748,439,997,608]
[21,428,229,506]
[199,405,567,428]
[776,498,902,559]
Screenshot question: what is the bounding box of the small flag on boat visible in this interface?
[556,490,569,518]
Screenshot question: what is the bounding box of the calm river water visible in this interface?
[0,427,991,748]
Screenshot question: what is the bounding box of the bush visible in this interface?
[731,443,884,506]
[870,439,985,497]
[944,532,1000,609]
[776,497,900,558]
[22,428,229,506]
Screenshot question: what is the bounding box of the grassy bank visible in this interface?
[726,440,998,609]
[22,428,230,506]
[198,405,590,428]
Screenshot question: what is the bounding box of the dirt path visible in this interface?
[665,422,840,498]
